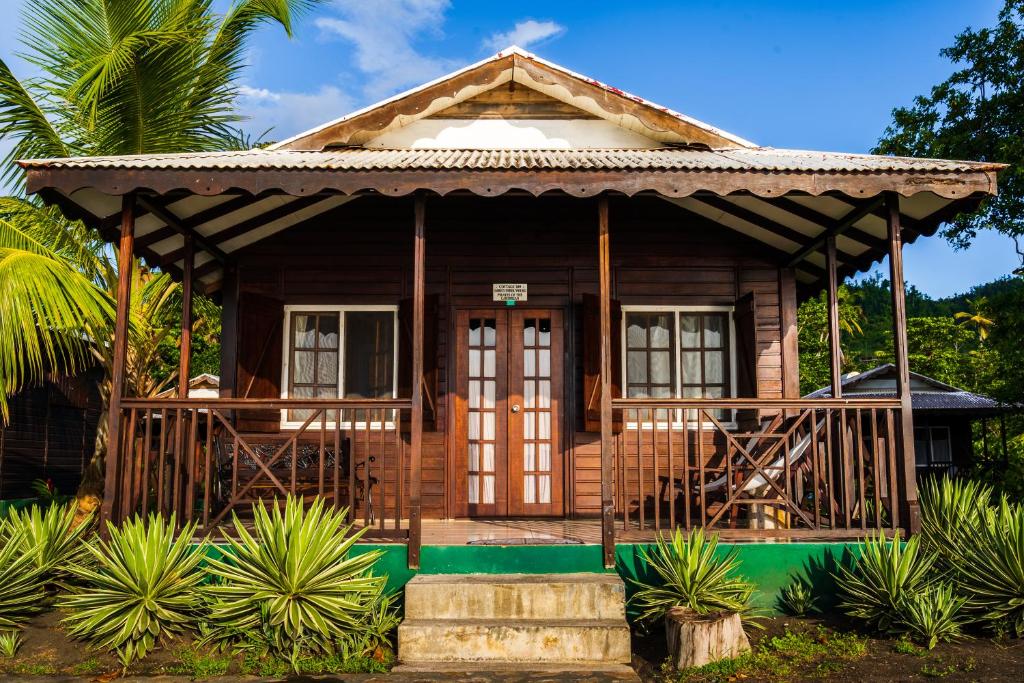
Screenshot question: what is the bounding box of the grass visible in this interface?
[675,626,868,682]
[238,649,393,676]
[164,647,233,678]
[892,637,928,657]
[919,656,976,678]
[68,657,107,675]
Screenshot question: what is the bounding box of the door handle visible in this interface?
[511,404,520,413]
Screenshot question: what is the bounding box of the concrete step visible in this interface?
[391,661,640,680]
[398,618,632,664]
[403,573,626,621]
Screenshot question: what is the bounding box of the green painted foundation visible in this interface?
[345,541,860,613]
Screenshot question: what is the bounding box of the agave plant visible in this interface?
[60,515,209,669]
[0,629,23,658]
[628,527,755,625]
[960,498,1024,636]
[918,477,991,569]
[0,521,46,631]
[2,502,92,585]
[202,497,389,673]
[835,531,936,634]
[897,583,967,649]
[777,579,819,617]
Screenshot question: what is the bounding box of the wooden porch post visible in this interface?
[408,193,426,569]
[885,192,920,533]
[100,194,136,529]
[825,235,843,398]
[598,195,616,568]
[177,235,194,398]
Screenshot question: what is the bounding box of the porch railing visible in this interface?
[110,398,411,539]
[611,398,906,538]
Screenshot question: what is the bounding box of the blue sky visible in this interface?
[0,0,1018,297]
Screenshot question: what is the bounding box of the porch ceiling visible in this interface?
[19,147,1001,295]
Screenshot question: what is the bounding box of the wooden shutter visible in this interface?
[582,293,622,433]
[398,294,439,427]
[733,291,760,425]
[235,292,285,432]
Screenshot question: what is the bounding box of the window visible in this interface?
[283,306,397,426]
[914,425,953,472]
[622,308,734,426]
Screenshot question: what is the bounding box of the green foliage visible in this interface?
[0,521,46,631]
[918,477,991,570]
[0,631,22,658]
[0,502,92,585]
[777,579,818,617]
[60,514,209,669]
[165,647,232,678]
[29,479,59,503]
[628,527,755,625]
[874,0,1024,256]
[835,531,935,634]
[897,583,967,649]
[202,496,392,673]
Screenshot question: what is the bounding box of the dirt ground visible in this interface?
[632,616,1024,683]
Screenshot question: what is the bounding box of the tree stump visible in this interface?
[665,607,750,669]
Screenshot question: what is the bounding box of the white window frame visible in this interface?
[280,304,400,430]
[620,305,738,431]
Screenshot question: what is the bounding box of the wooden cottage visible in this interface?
[19,47,1003,567]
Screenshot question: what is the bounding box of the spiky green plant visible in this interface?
[778,579,819,616]
[202,497,389,673]
[1,502,92,585]
[0,522,46,631]
[835,531,935,634]
[0,630,23,658]
[961,498,1024,636]
[628,527,755,625]
[897,583,967,649]
[918,477,991,569]
[60,515,209,669]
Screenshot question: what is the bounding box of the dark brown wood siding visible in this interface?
[228,195,796,518]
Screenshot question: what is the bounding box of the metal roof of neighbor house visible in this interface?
[804,364,1019,414]
[16,47,1005,295]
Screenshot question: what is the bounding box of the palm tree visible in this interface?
[0,0,321,494]
[955,297,995,342]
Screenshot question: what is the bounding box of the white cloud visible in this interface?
[483,19,566,52]
[315,0,458,101]
[238,84,353,142]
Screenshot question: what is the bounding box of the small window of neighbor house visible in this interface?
[283,306,397,427]
[914,425,953,471]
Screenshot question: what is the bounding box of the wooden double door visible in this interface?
[454,309,564,517]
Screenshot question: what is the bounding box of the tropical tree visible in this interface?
[954,296,995,341]
[0,0,322,495]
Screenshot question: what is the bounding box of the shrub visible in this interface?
[203,496,392,673]
[918,477,990,569]
[0,521,46,631]
[0,630,23,658]
[835,531,934,634]
[2,502,91,586]
[897,583,967,649]
[60,514,209,669]
[628,527,755,625]
[777,579,818,616]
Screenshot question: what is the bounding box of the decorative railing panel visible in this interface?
[611,398,905,537]
[111,398,411,538]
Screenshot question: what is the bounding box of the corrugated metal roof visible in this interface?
[20,147,1003,174]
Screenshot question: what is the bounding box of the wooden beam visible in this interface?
[136,194,256,249]
[598,195,616,568]
[825,235,843,399]
[885,192,919,533]
[768,196,888,251]
[408,193,426,569]
[696,195,860,263]
[177,235,194,398]
[786,195,885,267]
[135,195,229,264]
[101,194,136,529]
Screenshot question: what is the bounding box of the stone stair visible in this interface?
[396,573,635,676]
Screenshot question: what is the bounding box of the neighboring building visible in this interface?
[806,364,1017,477]
[0,369,102,498]
[155,373,220,400]
[20,46,1004,566]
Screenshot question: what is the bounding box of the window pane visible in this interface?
[319,314,339,349]
[627,351,647,384]
[524,321,536,347]
[293,351,315,384]
[626,316,647,348]
[681,351,701,384]
[680,315,700,348]
[317,351,338,385]
[484,319,496,347]
[294,314,316,348]
[539,319,551,347]
[705,351,724,384]
[650,315,672,348]
[931,429,952,463]
[468,319,481,346]
[705,315,724,348]
[344,312,394,399]
[650,351,671,384]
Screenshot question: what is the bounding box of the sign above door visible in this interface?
[493,283,528,305]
